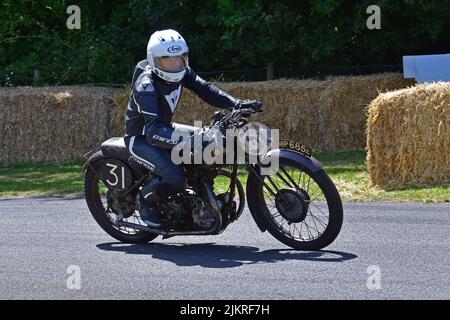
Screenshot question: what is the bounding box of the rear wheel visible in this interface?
[247,157,343,250]
[84,161,158,244]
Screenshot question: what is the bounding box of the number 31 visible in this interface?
[106,163,125,189]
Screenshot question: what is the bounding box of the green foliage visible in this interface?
[1,0,449,85]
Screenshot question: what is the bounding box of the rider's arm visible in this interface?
[182,67,240,109]
[132,75,179,149]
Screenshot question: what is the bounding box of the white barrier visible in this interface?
[403,53,450,83]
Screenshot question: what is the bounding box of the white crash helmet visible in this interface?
[147,29,189,83]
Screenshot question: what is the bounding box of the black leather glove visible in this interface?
[237,99,263,112]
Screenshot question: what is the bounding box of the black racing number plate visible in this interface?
[99,159,133,191]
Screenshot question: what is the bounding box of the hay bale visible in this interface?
[0,73,415,163]
[183,73,415,152]
[316,73,416,150]
[113,73,414,151]
[0,86,122,163]
[111,88,131,137]
[367,82,450,188]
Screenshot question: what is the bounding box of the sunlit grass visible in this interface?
[0,151,449,203]
[317,150,450,203]
[0,160,85,197]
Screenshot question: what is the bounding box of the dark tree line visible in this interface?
[1,0,449,85]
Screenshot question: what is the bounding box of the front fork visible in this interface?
[228,164,238,207]
[246,163,292,209]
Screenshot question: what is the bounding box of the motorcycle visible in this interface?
[83,107,343,250]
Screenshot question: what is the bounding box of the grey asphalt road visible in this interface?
[0,197,448,300]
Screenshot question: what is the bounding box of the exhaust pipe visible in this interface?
[117,220,220,236]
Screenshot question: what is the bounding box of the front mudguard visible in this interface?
[246,149,323,232]
[267,149,323,173]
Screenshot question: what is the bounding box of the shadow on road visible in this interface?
[96,242,357,268]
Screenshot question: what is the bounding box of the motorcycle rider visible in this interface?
[124,29,262,228]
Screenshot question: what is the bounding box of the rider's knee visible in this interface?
[158,163,185,189]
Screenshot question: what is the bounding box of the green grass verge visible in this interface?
[0,151,448,202]
[319,151,449,203]
[0,160,85,198]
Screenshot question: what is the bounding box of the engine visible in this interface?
[159,196,187,224]
[191,197,216,230]
[160,192,217,230]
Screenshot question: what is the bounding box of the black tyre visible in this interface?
[247,157,343,250]
[84,160,158,244]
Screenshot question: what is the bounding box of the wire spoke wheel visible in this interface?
[84,158,158,244]
[96,181,147,236]
[262,164,330,242]
[93,175,147,236]
[247,156,343,250]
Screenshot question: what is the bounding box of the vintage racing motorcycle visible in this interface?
[83,107,343,250]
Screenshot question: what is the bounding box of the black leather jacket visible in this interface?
[125,60,239,149]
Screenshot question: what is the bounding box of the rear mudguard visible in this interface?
[83,149,147,178]
[246,149,323,232]
[82,150,103,172]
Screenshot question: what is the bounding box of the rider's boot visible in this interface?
[137,192,162,228]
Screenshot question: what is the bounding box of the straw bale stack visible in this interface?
[112,73,414,151]
[0,73,415,163]
[0,86,122,162]
[367,82,450,188]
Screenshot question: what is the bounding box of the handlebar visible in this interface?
[211,107,262,126]
[186,106,264,150]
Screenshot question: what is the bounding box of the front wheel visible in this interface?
[247,157,343,250]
